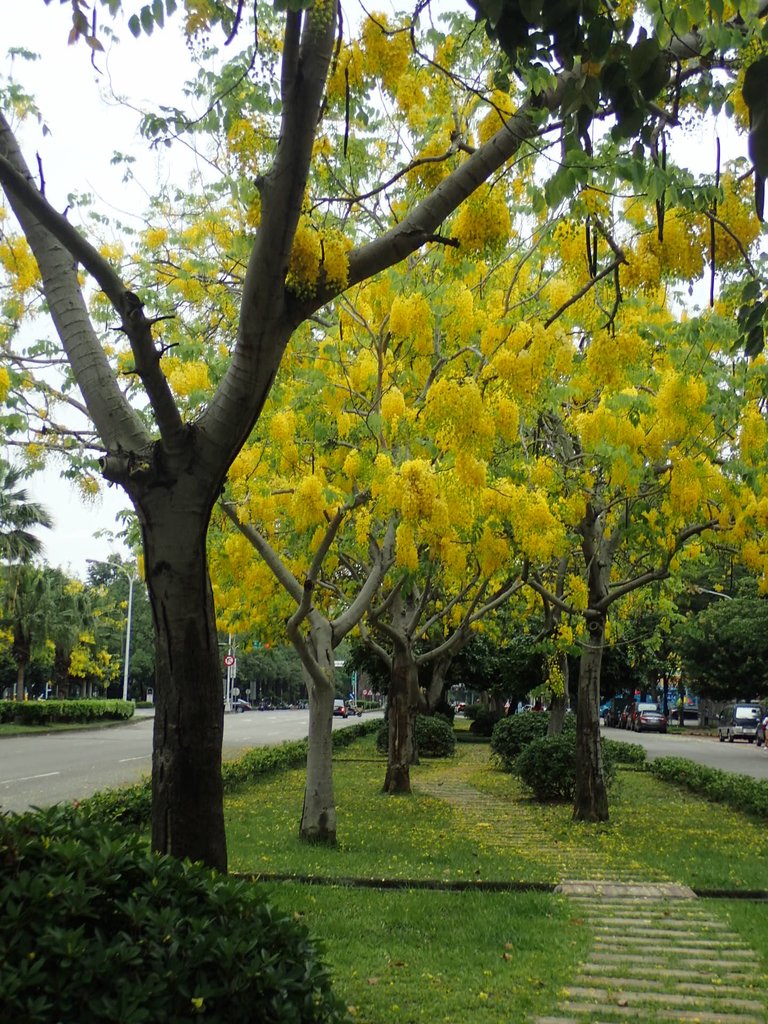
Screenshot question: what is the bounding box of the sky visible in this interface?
[4,2,200,577]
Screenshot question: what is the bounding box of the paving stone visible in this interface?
[560,1001,764,1022]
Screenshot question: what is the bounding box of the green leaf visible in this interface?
[745,323,765,358]
[586,15,613,62]
[629,35,660,80]
[127,13,141,37]
[140,5,155,35]
[152,0,164,28]
[165,0,178,13]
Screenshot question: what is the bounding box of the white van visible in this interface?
[717,703,763,743]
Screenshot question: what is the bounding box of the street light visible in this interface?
[87,558,137,702]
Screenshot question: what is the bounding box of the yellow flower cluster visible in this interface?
[710,176,761,267]
[669,453,704,515]
[395,521,419,569]
[451,185,511,256]
[161,356,211,398]
[740,403,768,462]
[326,42,364,106]
[406,129,453,192]
[291,474,329,531]
[269,409,296,445]
[454,450,487,489]
[583,330,648,389]
[477,526,508,576]
[494,395,520,441]
[552,219,588,273]
[0,366,9,402]
[654,368,708,443]
[503,485,565,561]
[348,349,378,393]
[360,14,411,94]
[286,220,350,298]
[424,377,494,453]
[0,236,40,295]
[143,226,169,249]
[477,90,516,146]
[389,291,434,355]
[395,458,437,521]
[381,386,406,426]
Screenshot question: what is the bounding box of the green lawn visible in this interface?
[222,733,768,1023]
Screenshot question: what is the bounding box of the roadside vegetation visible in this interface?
[5,724,768,1023]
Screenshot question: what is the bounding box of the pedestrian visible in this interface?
[761,712,768,752]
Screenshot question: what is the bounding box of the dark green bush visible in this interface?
[0,699,134,726]
[415,714,456,756]
[375,715,455,757]
[0,806,346,1024]
[515,733,577,801]
[468,707,501,737]
[490,713,548,769]
[650,756,768,817]
[602,737,647,767]
[515,731,617,803]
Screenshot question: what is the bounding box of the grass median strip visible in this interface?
[223,732,768,1023]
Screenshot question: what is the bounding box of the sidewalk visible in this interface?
[417,752,766,1024]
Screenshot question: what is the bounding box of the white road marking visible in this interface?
[0,771,61,785]
[118,755,150,763]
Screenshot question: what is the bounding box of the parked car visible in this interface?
[233,698,252,712]
[717,702,763,743]
[631,702,667,733]
[333,699,348,718]
[346,701,363,717]
[618,704,632,729]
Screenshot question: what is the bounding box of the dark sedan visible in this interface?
[632,702,667,734]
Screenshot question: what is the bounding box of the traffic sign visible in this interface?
[224,654,235,667]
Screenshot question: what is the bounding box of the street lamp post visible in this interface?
[87,559,137,702]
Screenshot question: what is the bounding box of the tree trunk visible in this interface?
[573,619,609,822]
[299,618,336,843]
[384,647,420,793]
[53,647,71,699]
[143,500,226,872]
[12,628,29,702]
[547,653,569,734]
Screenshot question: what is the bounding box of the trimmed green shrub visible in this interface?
[516,733,577,801]
[515,731,617,803]
[490,713,548,769]
[490,712,578,770]
[602,737,647,767]
[0,699,134,726]
[650,756,768,817]
[468,707,501,737]
[0,806,346,1024]
[375,715,456,757]
[415,714,456,756]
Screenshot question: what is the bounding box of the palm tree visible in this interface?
[0,460,53,562]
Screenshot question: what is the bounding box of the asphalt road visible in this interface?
[0,708,372,813]
[603,724,768,780]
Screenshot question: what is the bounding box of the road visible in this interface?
[0,709,371,813]
[603,725,768,780]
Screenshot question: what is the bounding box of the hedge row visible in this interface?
[0,699,134,726]
[76,718,381,829]
[650,756,768,817]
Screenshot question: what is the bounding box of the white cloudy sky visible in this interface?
[5,3,201,576]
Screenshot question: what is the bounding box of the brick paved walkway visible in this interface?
[416,752,766,1024]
